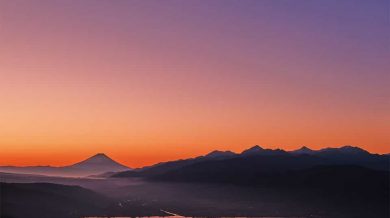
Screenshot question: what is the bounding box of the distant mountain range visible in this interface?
[0,153,130,177]
[112,145,389,180]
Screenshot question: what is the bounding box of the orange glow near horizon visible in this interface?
[0,1,389,168]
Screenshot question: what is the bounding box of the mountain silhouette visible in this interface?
[241,145,287,156]
[318,145,370,156]
[113,145,389,179]
[70,153,129,172]
[204,150,236,159]
[0,153,130,177]
[241,145,264,155]
[291,146,315,155]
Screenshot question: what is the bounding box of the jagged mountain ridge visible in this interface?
[113,145,389,178]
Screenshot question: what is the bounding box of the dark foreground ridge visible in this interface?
[0,182,109,218]
[0,182,168,218]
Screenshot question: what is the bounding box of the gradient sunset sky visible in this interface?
[0,0,389,167]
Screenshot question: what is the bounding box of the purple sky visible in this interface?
[0,0,389,166]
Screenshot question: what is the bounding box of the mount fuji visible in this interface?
[0,153,130,177]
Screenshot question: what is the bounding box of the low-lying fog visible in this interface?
[1,172,378,218]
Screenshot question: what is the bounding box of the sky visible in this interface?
[0,0,389,167]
